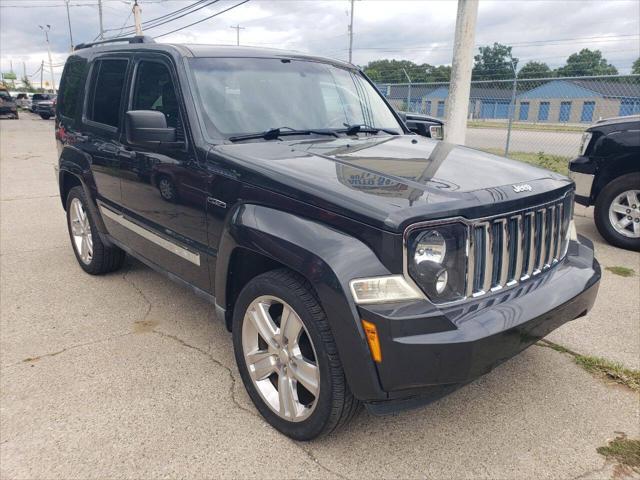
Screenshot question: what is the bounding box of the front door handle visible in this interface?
[119,148,135,159]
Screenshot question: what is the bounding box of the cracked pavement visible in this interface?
[1,114,639,479]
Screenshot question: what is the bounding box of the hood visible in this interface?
[211,135,572,232]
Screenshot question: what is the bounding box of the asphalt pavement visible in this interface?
[467,127,583,157]
[1,113,638,479]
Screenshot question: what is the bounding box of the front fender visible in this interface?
[217,203,392,401]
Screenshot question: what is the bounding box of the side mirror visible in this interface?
[126,110,177,147]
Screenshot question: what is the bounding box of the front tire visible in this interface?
[232,269,360,440]
[40,113,51,120]
[594,173,640,251]
[66,186,126,274]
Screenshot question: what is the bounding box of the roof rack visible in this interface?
[74,35,155,51]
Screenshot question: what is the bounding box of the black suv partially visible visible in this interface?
[55,37,600,440]
[569,115,640,250]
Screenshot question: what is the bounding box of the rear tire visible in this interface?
[232,268,360,440]
[66,186,126,274]
[39,113,51,120]
[594,173,640,251]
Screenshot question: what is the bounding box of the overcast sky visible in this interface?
[1,0,638,88]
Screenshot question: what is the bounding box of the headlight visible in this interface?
[350,275,423,305]
[407,223,468,303]
[579,132,592,155]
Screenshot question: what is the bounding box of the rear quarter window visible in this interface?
[58,59,87,121]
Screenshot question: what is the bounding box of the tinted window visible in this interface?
[132,61,180,129]
[59,59,86,119]
[87,59,128,128]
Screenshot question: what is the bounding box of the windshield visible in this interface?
[0,91,12,101]
[188,57,402,138]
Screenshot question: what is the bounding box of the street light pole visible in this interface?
[65,0,74,51]
[347,0,354,63]
[39,25,55,92]
[97,0,105,40]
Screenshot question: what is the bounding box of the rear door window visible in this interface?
[86,59,128,129]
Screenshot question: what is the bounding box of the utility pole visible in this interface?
[65,0,74,50]
[347,0,354,63]
[40,60,44,92]
[133,0,143,36]
[444,0,479,145]
[39,25,55,92]
[230,24,244,46]
[97,0,105,40]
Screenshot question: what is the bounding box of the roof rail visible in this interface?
[74,35,155,51]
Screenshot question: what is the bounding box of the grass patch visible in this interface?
[538,340,640,392]
[597,435,640,473]
[468,120,586,133]
[481,148,570,175]
[605,266,635,277]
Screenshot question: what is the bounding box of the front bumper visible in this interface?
[360,235,600,414]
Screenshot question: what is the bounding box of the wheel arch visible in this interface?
[591,155,639,203]
[215,203,391,401]
[58,147,112,243]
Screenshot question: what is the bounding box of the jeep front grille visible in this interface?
[466,193,573,297]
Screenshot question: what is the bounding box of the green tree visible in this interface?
[518,61,553,79]
[555,49,618,77]
[472,43,518,80]
[363,60,451,83]
[21,76,34,92]
[632,57,640,75]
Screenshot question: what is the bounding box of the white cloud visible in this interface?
[1,0,638,88]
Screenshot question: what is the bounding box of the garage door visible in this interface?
[480,100,510,119]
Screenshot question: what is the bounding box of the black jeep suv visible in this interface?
[55,37,600,440]
[569,115,640,251]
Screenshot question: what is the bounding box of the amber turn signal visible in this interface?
[361,319,382,363]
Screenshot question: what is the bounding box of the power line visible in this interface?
[101,0,209,32]
[154,0,250,39]
[112,0,221,38]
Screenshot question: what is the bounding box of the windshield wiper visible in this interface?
[228,127,338,142]
[341,123,400,136]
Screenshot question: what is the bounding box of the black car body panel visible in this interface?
[569,115,639,206]
[55,41,600,409]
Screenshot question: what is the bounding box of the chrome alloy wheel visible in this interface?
[159,178,174,200]
[69,197,93,264]
[609,189,640,238]
[242,295,320,422]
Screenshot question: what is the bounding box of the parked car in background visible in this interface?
[397,111,444,139]
[14,93,31,109]
[56,37,600,440]
[0,88,19,119]
[36,96,56,119]
[569,115,640,250]
[30,93,55,113]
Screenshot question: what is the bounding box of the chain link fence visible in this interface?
[378,74,640,172]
